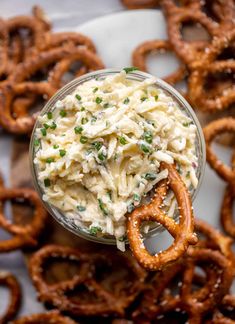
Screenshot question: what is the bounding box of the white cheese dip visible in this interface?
[34,70,198,251]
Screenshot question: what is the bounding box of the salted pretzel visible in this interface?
[203,117,235,186]
[0,271,21,323]
[127,162,197,271]
[133,247,232,323]
[29,245,146,317]
[12,311,77,324]
[121,0,159,9]
[0,174,47,252]
[32,5,52,32]
[132,39,187,85]
[162,0,219,67]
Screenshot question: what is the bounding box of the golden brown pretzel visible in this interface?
[127,162,197,271]
[0,271,21,323]
[12,311,77,324]
[121,0,159,9]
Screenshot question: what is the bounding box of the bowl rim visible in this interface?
[30,68,206,245]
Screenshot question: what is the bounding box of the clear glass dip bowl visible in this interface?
[30,69,206,245]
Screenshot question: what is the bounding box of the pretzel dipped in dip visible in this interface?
[32,69,202,270]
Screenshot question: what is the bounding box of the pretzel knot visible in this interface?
[0,271,21,323]
[0,178,47,252]
[203,117,235,186]
[11,310,77,324]
[29,245,146,317]
[127,162,197,271]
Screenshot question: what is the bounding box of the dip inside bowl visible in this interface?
[30,68,205,250]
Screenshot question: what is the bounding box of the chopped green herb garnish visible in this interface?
[107,191,112,201]
[80,106,85,111]
[133,193,140,202]
[40,128,47,136]
[80,136,88,144]
[123,66,139,73]
[118,235,127,242]
[95,97,102,104]
[103,103,109,109]
[98,199,108,215]
[53,144,59,149]
[114,153,119,161]
[183,122,192,127]
[59,149,66,157]
[92,141,103,151]
[127,203,135,213]
[74,126,83,134]
[89,226,102,235]
[34,139,40,146]
[46,157,54,163]
[119,136,127,145]
[81,117,88,125]
[60,109,67,117]
[44,178,51,187]
[144,173,157,180]
[75,94,81,101]
[186,171,190,178]
[93,87,98,93]
[77,205,86,212]
[123,98,130,104]
[143,131,153,144]
[43,123,49,130]
[47,112,53,119]
[155,95,159,101]
[141,97,148,102]
[91,116,97,124]
[98,152,106,161]
[50,122,57,130]
[140,143,151,154]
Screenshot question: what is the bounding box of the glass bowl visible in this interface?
[30,69,206,245]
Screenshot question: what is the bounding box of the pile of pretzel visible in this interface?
[0,218,233,323]
[0,6,104,135]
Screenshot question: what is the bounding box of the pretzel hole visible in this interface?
[204,71,235,99]
[42,258,84,285]
[155,310,188,323]
[66,284,105,304]
[145,228,174,255]
[0,73,8,82]
[191,267,207,292]
[180,21,211,43]
[201,1,221,22]
[146,50,181,81]
[0,286,10,318]
[92,256,138,295]
[212,135,235,159]
[59,61,86,86]
[216,47,235,61]
[12,94,48,118]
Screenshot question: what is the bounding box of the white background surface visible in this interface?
[0,0,234,317]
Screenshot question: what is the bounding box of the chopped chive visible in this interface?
[186,171,190,178]
[77,205,86,212]
[47,112,53,119]
[143,131,153,144]
[141,97,148,102]
[133,193,140,202]
[123,67,139,73]
[98,199,108,215]
[91,116,97,124]
[119,136,127,145]
[59,149,66,157]
[89,226,102,235]
[80,106,85,111]
[155,95,159,101]
[40,128,47,136]
[53,144,59,149]
[81,117,88,125]
[44,178,51,187]
[103,103,109,109]
[50,122,57,130]
[92,141,102,151]
[93,87,98,93]
[75,94,81,101]
[144,173,157,180]
[98,151,106,161]
[80,136,88,144]
[123,98,130,104]
[46,157,54,163]
[140,143,151,154]
[183,122,192,127]
[74,126,83,134]
[34,139,40,146]
[43,123,49,129]
[118,235,127,242]
[127,203,135,213]
[95,97,102,104]
[60,109,67,117]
